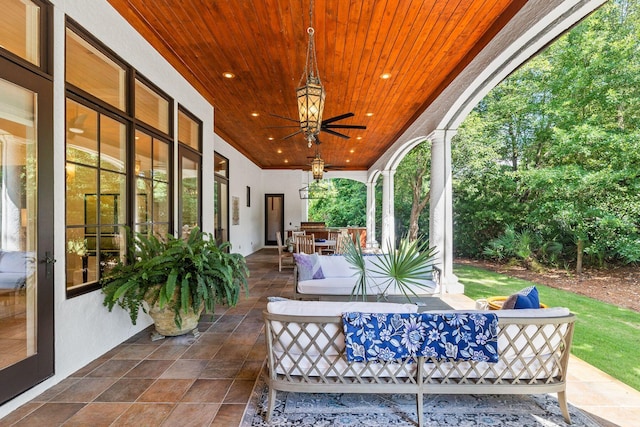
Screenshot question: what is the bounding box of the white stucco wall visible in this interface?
[213,135,264,255]
[0,0,216,417]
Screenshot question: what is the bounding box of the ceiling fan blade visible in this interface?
[321,128,350,139]
[323,124,367,130]
[322,112,354,124]
[282,129,303,139]
[269,113,299,123]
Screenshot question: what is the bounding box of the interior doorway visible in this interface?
[264,194,284,246]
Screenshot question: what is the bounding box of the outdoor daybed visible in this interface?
[293,253,440,299]
[263,299,576,427]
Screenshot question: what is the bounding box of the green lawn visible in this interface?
[455,264,640,392]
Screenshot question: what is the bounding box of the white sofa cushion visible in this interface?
[267,299,418,316]
[317,255,354,277]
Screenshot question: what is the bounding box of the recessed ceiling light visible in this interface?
[366,112,374,117]
[356,136,362,140]
[380,73,392,79]
[251,112,259,117]
[222,72,235,79]
[346,159,351,163]
[277,149,282,154]
[284,159,289,163]
[268,137,274,141]
[350,149,355,153]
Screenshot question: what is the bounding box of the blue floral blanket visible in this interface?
[342,312,498,363]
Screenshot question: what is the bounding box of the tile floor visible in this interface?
[1,249,639,426]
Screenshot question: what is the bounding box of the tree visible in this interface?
[394,142,431,241]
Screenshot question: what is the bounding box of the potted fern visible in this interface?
[101,227,249,339]
[344,234,438,302]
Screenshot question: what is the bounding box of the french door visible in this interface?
[0,57,54,404]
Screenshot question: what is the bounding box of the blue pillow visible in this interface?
[293,253,325,280]
[502,286,540,309]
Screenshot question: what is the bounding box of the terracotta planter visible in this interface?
[148,301,203,337]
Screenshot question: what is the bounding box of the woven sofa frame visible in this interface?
[263,311,576,427]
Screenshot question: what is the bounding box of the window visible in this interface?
[65,98,127,294]
[134,130,170,237]
[135,78,170,134]
[65,27,126,111]
[64,23,173,296]
[0,0,49,69]
[178,107,202,234]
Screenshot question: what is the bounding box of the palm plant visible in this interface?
[344,234,438,302]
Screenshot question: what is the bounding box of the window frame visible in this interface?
[0,0,53,77]
[64,20,175,297]
[177,106,203,233]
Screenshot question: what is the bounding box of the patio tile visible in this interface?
[179,343,221,360]
[209,403,246,427]
[148,344,190,360]
[12,403,84,426]
[0,402,42,425]
[180,379,233,403]
[138,379,194,402]
[160,403,220,426]
[48,377,117,402]
[94,378,155,402]
[62,402,131,426]
[124,359,173,378]
[86,359,139,378]
[159,359,208,379]
[112,344,158,360]
[31,378,80,402]
[112,403,174,426]
[223,379,255,403]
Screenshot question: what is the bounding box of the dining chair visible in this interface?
[276,231,293,272]
[322,231,340,255]
[295,234,315,254]
[334,232,352,254]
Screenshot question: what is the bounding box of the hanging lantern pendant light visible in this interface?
[310,152,325,181]
[297,1,326,141]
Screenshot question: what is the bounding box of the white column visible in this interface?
[429,129,463,293]
[365,180,377,248]
[380,169,395,252]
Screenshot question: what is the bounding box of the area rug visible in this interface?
[242,372,602,427]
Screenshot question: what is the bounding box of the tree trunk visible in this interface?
[576,239,584,275]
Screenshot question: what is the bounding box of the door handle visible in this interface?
[44,251,56,279]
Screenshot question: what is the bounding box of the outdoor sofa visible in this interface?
[292,253,440,299]
[263,299,576,427]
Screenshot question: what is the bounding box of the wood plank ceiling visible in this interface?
[107,0,525,171]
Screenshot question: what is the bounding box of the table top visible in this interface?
[318,295,452,312]
[313,239,336,247]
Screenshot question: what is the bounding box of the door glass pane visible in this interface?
[0,0,41,66]
[0,78,37,369]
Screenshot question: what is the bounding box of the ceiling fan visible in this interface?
[269,112,366,145]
